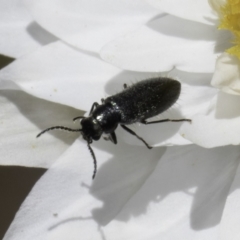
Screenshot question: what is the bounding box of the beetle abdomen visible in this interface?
[105,77,181,124]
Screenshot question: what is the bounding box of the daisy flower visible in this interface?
[1,0,240,240]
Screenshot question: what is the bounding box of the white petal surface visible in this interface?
[0,89,81,167]
[103,145,240,240]
[23,0,160,52]
[0,0,57,58]
[101,15,231,72]
[211,53,240,95]
[4,144,240,239]
[0,41,122,110]
[220,162,240,240]
[145,0,217,25]
[181,91,240,147]
[4,138,162,240]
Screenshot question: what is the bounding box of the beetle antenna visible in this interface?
[87,141,97,179]
[36,126,82,138]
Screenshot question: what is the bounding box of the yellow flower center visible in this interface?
[219,0,240,58]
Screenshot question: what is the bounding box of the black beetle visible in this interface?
[37,77,191,179]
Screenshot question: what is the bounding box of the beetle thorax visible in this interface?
[92,103,121,133]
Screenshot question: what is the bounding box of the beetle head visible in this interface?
[81,117,103,142]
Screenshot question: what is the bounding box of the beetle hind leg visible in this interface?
[141,118,191,125]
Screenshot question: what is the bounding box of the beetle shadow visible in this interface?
[48,216,107,240]
[88,140,240,231]
[146,14,232,55]
[147,15,216,41]
[0,89,82,145]
[26,22,58,46]
[169,70,213,87]
[89,138,165,225]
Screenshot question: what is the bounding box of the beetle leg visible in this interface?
[103,132,117,144]
[74,101,104,121]
[73,116,85,121]
[141,118,191,124]
[110,132,117,144]
[120,125,152,149]
[90,102,100,114]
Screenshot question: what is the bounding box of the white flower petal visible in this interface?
[103,145,240,239]
[23,0,160,52]
[181,91,240,147]
[4,144,240,239]
[4,138,162,240]
[0,0,57,58]
[0,41,122,110]
[211,53,240,95]
[0,90,81,167]
[145,0,217,25]
[101,15,231,72]
[219,162,240,240]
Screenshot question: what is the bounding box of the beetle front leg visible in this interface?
[90,102,100,114]
[73,116,85,121]
[103,132,117,144]
[73,102,100,121]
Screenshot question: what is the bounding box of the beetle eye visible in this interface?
[92,134,101,140]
